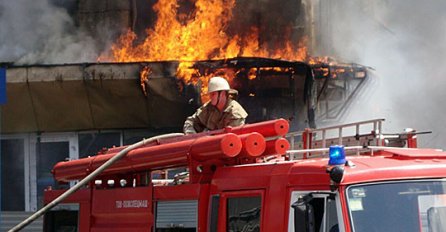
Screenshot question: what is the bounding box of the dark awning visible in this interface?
[2,57,360,134]
[1,62,194,133]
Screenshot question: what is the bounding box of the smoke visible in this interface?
[0,0,98,64]
[316,0,446,148]
[229,0,304,51]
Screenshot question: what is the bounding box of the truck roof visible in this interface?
[212,148,446,190]
[340,148,446,185]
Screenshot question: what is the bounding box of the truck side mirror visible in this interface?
[291,194,315,232]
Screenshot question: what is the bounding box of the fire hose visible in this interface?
[8,133,184,232]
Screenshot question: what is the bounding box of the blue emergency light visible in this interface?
[328,145,346,165]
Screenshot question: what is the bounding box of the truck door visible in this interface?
[217,190,264,232]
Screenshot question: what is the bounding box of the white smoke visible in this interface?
[0,0,98,64]
[316,0,446,149]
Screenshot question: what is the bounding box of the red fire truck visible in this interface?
[13,118,446,232]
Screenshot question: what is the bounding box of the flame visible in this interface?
[245,67,292,80]
[103,0,309,95]
[140,66,152,96]
[309,56,361,79]
[248,68,257,80]
[107,0,239,63]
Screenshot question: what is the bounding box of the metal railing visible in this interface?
[286,145,432,160]
[285,118,385,160]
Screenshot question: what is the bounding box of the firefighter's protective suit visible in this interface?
[183,77,248,134]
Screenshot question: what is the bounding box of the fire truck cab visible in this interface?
[42,119,446,232]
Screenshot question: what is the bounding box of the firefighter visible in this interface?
[183,76,248,134]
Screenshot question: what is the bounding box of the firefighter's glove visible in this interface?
[184,129,197,135]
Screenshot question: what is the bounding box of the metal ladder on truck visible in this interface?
[284,118,422,160]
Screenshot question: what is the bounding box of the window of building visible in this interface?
[123,129,158,145]
[36,141,69,208]
[122,129,179,145]
[78,131,121,158]
[1,138,25,211]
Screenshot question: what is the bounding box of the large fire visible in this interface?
[103,0,308,92]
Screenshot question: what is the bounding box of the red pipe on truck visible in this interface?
[100,119,289,155]
[53,133,242,182]
[238,132,266,157]
[228,118,289,137]
[264,138,290,156]
[52,119,290,182]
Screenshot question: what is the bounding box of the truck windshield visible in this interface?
[347,179,446,232]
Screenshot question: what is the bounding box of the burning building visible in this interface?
[0,0,368,228]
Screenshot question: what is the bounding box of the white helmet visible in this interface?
[208,76,230,93]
